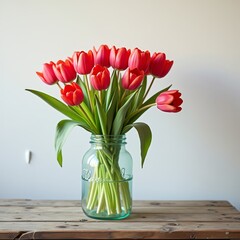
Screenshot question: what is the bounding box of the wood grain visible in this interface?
[0,199,232,207]
[0,199,240,239]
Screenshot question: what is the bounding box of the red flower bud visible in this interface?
[128,48,151,73]
[53,59,76,83]
[149,52,173,78]
[156,90,183,113]
[93,44,110,67]
[110,46,130,70]
[73,50,94,75]
[122,68,145,90]
[90,65,110,90]
[61,82,84,106]
[36,61,58,85]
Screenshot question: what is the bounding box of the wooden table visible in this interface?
[0,200,240,239]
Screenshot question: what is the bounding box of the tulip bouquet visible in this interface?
[26,44,182,218]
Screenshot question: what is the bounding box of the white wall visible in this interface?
[1,0,240,209]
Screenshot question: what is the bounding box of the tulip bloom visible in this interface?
[149,52,174,78]
[156,90,183,113]
[93,44,110,67]
[90,65,110,90]
[122,68,145,90]
[36,61,58,85]
[109,46,130,70]
[53,59,76,83]
[128,48,151,73]
[73,50,94,75]
[61,82,84,106]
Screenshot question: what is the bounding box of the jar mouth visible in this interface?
[90,134,126,144]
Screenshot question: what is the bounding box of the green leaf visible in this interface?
[112,90,139,135]
[106,90,117,134]
[67,105,95,133]
[127,77,147,117]
[55,120,82,167]
[124,122,152,168]
[131,76,147,110]
[76,75,90,109]
[76,75,82,85]
[70,101,98,133]
[106,70,118,109]
[136,76,147,107]
[125,84,173,125]
[95,96,107,135]
[117,72,125,103]
[25,89,81,121]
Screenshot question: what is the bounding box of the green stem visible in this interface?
[56,82,63,90]
[87,169,98,209]
[142,76,156,102]
[99,90,103,105]
[119,90,128,107]
[78,105,98,133]
[86,147,131,216]
[124,103,156,125]
[84,75,94,112]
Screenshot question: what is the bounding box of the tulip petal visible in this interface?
[149,52,173,78]
[161,60,174,78]
[156,94,174,105]
[73,90,83,105]
[36,72,47,84]
[173,97,183,107]
[109,46,116,67]
[90,65,110,90]
[61,94,73,106]
[72,52,79,72]
[156,90,183,113]
[122,68,144,90]
[43,64,57,83]
[94,45,110,67]
[53,65,65,82]
[157,104,176,112]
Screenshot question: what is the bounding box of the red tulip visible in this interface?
[73,50,94,75]
[110,46,130,70]
[36,61,58,85]
[61,82,84,106]
[128,48,151,73]
[156,90,183,113]
[122,68,145,90]
[53,59,76,83]
[93,44,110,67]
[149,52,173,78]
[90,65,110,90]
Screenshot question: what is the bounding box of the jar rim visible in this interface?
[91,134,126,136]
[90,134,126,144]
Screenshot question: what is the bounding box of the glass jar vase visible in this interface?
[81,135,133,220]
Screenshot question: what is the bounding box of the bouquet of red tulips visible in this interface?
[26,44,183,217]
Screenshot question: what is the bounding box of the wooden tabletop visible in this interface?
[0,200,240,239]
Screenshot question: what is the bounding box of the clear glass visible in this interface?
[81,135,133,220]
